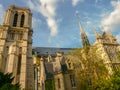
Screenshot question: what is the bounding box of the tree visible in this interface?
[45,78,55,90]
[94,51,120,90]
[66,46,108,90]
[94,67,120,90]
[0,72,20,90]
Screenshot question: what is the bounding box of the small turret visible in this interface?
[92,25,99,39]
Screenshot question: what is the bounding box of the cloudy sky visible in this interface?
[0,0,120,48]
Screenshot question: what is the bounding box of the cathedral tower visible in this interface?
[0,5,34,90]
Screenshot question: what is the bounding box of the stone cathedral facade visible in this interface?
[0,5,34,90]
[0,5,120,90]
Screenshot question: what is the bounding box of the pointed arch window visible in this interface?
[17,54,21,75]
[20,14,25,27]
[70,75,76,87]
[68,63,71,68]
[13,13,18,27]
[58,78,61,88]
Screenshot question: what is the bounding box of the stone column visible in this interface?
[0,52,3,71]
[19,45,27,90]
[6,42,18,75]
[24,12,28,27]
[39,58,46,90]
[34,65,38,90]
[29,13,32,28]
[17,13,21,27]
[6,9,12,25]
[0,28,8,72]
[3,10,8,25]
[26,32,35,90]
[19,28,28,90]
[2,29,7,39]
[9,10,15,26]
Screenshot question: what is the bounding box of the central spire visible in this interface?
[77,17,90,47]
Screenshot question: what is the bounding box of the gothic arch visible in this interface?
[20,14,25,27]
[13,13,18,27]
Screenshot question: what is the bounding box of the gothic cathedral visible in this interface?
[0,5,34,90]
[0,5,120,90]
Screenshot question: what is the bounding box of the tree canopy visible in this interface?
[66,46,108,90]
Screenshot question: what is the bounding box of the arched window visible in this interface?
[20,14,25,27]
[13,13,18,27]
[17,54,21,75]
[68,63,71,68]
[70,75,76,87]
[58,78,61,88]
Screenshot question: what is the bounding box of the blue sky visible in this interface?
[0,0,120,48]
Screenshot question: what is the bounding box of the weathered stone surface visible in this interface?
[0,5,34,90]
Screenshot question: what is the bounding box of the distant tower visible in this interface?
[77,17,90,47]
[0,5,34,90]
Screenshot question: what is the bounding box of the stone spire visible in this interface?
[77,17,90,47]
[92,25,99,39]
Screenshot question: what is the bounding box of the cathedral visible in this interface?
[33,17,120,90]
[0,5,34,90]
[0,5,120,90]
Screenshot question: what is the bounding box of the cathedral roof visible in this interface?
[33,47,74,55]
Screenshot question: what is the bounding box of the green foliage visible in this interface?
[0,72,20,90]
[45,79,55,90]
[86,50,120,90]
[0,83,19,90]
[66,46,108,90]
[95,68,120,90]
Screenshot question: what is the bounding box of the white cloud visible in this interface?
[72,0,84,6]
[27,0,59,36]
[101,1,120,32]
[47,18,57,36]
[0,4,4,24]
[86,21,91,25]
